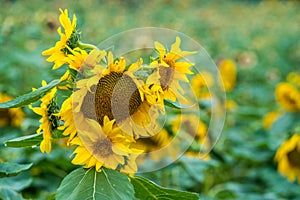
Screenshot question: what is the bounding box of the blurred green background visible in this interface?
[1,0,300,199]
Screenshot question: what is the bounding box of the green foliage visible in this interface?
[1,1,300,199]
[0,163,32,200]
[131,176,199,200]
[164,100,196,109]
[0,79,61,108]
[268,113,300,150]
[56,168,135,200]
[4,133,43,148]
[0,162,32,178]
[4,129,65,148]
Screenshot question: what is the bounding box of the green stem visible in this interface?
[77,41,98,50]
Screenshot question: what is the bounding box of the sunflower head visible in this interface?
[275,82,300,112]
[29,80,59,154]
[275,134,300,183]
[73,50,162,139]
[191,71,214,100]
[42,8,79,70]
[72,116,140,172]
[147,37,196,102]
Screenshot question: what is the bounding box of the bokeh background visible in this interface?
[1,0,300,199]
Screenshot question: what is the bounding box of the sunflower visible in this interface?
[73,50,162,139]
[275,134,300,184]
[218,59,237,92]
[29,80,59,153]
[71,116,140,172]
[0,93,25,127]
[132,128,173,161]
[42,8,78,70]
[171,114,210,158]
[148,37,197,102]
[190,71,214,100]
[275,82,300,112]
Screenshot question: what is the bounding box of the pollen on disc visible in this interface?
[94,72,142,125]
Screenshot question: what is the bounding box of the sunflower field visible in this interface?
[0,1,300,199]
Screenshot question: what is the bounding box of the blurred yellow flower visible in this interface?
[148,37,197,102]
[218,59,237,92]
[42,8,78,70]
[171,114,210,158]
[132,129,171,160]
[190,71,214,100]
[226,99,238,111]
[275,134,300,184]
[29,80,58,153]
[262,110,281,130]
[287,72,300,87]
[0,93,24,127]
[275,82,300,112]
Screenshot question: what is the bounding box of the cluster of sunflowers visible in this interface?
[263,72,300,183]
[18,9,221,173]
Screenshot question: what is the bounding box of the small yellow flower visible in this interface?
[42,9,78,70]
[29,80,58,153]
[275,82,300,112]
[0,93,25,127]
[262,111,281,130]
[218,59,237,92]
[148,37,197,102]
[275,134,300,184]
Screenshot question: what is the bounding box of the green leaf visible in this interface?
[0,79,60,108]
[164,100,196,109]
[4,129,65,148]
[4,133,43,148]
[56,167,134,200]
[0,162,32,178]
[0,173,32,191]
[130,176,199,200]
[0,187,24,200]
[0,172,32,200]
[268,113,300,150]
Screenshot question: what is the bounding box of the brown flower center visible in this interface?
[287,148,300,167]
[182,120,200,140]
[0,108,10,125]
[283,92,297,105]
[92,137,113,158]
[81,85,97,120]
[158,65,174,91]
[95,72,142,125]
